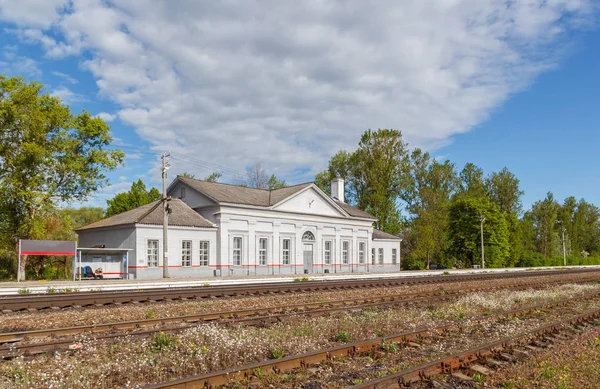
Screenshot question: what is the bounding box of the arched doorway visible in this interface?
[302,231,315,273]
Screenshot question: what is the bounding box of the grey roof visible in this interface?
[333,199,376,219]
[373,229,402,240]
[76,198,215,231]
[179,177,312,207]
[177,177,376,220]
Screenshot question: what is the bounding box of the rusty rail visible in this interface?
[350,309,600,388]
[1,274,595,352]
[141,290,600,388]
[2,268,598,312]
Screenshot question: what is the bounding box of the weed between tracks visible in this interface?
[489,325,600,388]
[0,283,599,388]
[1,273,597,333]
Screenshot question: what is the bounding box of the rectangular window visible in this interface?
[342,241,349,264]
[181,240,192,267]
[282,239,291,265]
[199,241,209,266]
[392,248,397,265]
[378,248,384,265]
[233,237,242,266]
[372,248,375,265]
[324,241,332,265]
[180,187,186,199]
[147,239,159,268]
[259,238,267,265]
[359,242,365,264]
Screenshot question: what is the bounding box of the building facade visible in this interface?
[76,178,402,279]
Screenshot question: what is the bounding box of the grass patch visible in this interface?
[269,348,285,359]
[293,276,310,282]
[149,332,177,352]
[335,331,351,343]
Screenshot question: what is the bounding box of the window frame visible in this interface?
[371,248,375,265]
[147,239,159,268]
[392,248,397,265]
[258,237,267,266]
[323,240,332,265]
[358,242,365,264]
[199,241,209,267]
[232,237,243,266]
[378,248,384,265]
[180,187,186,199]
[342,240,349,265]
[181,240,192,267]
[282,238,291,265]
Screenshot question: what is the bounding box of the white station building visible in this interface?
[76,178,402,279]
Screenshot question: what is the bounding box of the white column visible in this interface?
[272,221,280,275]
[335,226,342,273]
[367,227,373,273]
[352,228,358,273]
[217,216,230,276]
[248,220,256,275]
[316,225,323,272]
[295,223,303,274]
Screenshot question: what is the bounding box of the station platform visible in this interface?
[1,265,599,295]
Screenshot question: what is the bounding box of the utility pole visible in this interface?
[480,213,485,269]
[162,152,171,278]
[557,220,566,266]
[561,227,566,266]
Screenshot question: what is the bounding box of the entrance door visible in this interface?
[303,244,313,273]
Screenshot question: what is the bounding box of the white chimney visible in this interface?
[331,177,344,203]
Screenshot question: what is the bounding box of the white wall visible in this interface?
[273,187,345,218]
[134,225,218,279]
[371,239,402,271]
[216,205,373,275]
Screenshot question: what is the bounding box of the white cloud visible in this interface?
[50,86,86,104]
[0,0,66,28]
[96,112,116,122]
[52,71,78,84]
[1,0,597,181]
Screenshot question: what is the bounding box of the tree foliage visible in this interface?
[316,129,409,234]
[204,172,222,182]
[105,179,161,217]
[448,197,509,268]
[0,75,123,279]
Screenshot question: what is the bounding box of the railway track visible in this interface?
[349,310,599,388]
[2,268,598,312]
[136,290,600,388]
[1,275,597,359]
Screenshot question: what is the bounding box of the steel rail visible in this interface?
[349,309,600,388]
[1,275,596,350]
[141,290,600,388]
[2,268,598,312]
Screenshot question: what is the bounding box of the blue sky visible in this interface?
[0,1,598,211]
[443,28,600,209]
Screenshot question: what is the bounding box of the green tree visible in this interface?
[457,163,487,199]
[61,207,105,229]
[177,172,196,179]
[0,75,123,280]
[486,167,524,215]
[403,149,458,268]
[316,130,410,234]
[204,172,222,182]
[448,196,509,268]
[105,179,160,217]
[527,192,560,258]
